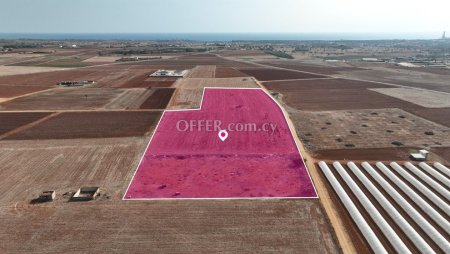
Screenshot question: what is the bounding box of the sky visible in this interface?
[0,0,448,34]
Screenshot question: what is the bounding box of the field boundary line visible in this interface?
[260,77,336,83]
[0,87,59,104]
[0,112,60,140]
[218,53,450,95]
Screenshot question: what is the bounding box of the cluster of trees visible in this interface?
[1,43,40,49]
[265,50,294,59]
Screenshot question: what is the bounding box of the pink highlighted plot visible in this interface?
[124,88,317,199]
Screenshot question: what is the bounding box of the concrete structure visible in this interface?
[150,69,189,77]
[71,187,100,201]
[38,191,55,202]
[57,80,96,87]
[410,150,429,161]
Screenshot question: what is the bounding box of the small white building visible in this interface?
[362,58,382,62]
[410,150,429,161]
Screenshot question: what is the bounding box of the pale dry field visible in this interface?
[370,87,450,108]
[0,66,68,77]
[168,77,259,110]
[0,87,151,111]
[0,137,148,203]
[185,65,216,78]
[0,53,48,65]
[0,199,339,254]
[0,137,339,254]
[337,66,450,93]
[82,56,122,63]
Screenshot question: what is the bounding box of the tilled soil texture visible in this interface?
[264,78,450,129]
[186,65,216,78]
[139,88,175,109]
[290,109,450,151]
[337,66,450,93]
[0,65,157,88]
[0,200,339,253]
[126,89,316,199]
[119,74,177,88]
[0,88,150,111]
[0,54,255,87]
[260,61,363,75]
[238,68,326,81]
[431,147,450,163]
[144,77,178,88]
[214,67,249,78]
[0,112,51,136]
[408,108,450,128]
[168,77,259,110]
[264,78,400,111]
[5,111,161,140]
[0,84,50,98]
[312,147,421,162]
[0,137,147,202]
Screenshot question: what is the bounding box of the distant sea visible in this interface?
[0,33,441,41]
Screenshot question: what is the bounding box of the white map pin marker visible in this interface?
[218,129,228,142]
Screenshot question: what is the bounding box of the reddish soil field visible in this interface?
[117,71,155,88]
[0,64,153,87]
[264,79,450,128]
[405,108,450,128]
[114,71,178,88]
[264,79,408,111]
[0,88,130,111]
[144,77,178,87]
[214,67,249,78]
[6,111,161,140]
[431,147,450,163]
[311,147,420,162]
[144,80,176,87]
[260,62,362,75]
[0,112,50,136]
[238,68,326,81]
[264,78,391,90]
[0,85,50,98]
[125,88,316,199]
[139,88,175,109]
[393,66,450,75]
[0,69,92,86]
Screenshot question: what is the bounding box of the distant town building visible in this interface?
[396,62,420,68]
[362,58,383,62]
